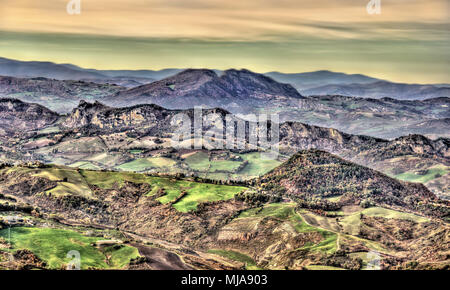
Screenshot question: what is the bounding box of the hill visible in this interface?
[257,150,448,218]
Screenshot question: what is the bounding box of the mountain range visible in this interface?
[1,57,448,101]
[1,66,449,140]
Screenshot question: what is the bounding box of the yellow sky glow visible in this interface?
[0,0,449,82]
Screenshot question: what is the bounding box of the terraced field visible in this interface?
[222,203,339,263]
[392,164,449,184]
[183,151,282,180]
[81,169,247,212]
[115,157,176,172]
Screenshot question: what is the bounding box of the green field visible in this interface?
[116,157,176,172]
[362,207,429,222]
[238,203,296,219]
[154,180,247,212]
[237,152,282,177]
[37,126,61,134]
[0,227,139,269]
[184,151,242,172]
[184,152,211,170]
[392,165,449,184]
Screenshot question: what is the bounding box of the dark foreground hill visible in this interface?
[0,151,448,270]
[257,150,448,218]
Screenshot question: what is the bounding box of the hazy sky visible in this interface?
[0,0,449,83]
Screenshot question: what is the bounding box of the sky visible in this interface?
[0,0,449,83]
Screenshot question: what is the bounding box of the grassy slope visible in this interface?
[207,249,259,270]
[5,167,93,198]
[237,152,282,177]
[340,206,429,235]
[392,165,449,184]
[0,227,139,269]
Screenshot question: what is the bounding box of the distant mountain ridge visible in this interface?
[265,70,381,90]
[303,81,450,100]
[0,75,126,113]
[2,56,449,100]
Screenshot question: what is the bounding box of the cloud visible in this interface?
[0,0,448,83]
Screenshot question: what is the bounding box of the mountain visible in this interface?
[62,100,185,132]
[265,70,380,91]
[0,76,126,113]
[78,77,155,88]
[303,81,450,100]
[1,98,449,270]
[105,69,303,110]
[2,61,449,139]
[0,57,163,88]
[2,57,449,101]
[278,122,450,161]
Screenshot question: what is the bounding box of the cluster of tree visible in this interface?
[234,191,281,207]
[294,197,341,212]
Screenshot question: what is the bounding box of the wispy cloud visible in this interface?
[0,0,448,82]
